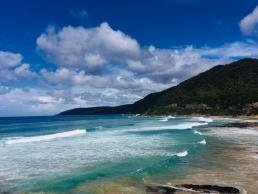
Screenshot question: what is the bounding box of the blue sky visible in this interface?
[1,0,258,116]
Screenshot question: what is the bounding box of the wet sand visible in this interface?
[167,121,258,193]
[168,145,258,193]
[73,178,145,194]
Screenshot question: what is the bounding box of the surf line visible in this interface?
[4,129,86,145]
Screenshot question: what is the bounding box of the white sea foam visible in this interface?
[176,150,188,157]
[126,122,208,133]
[127,114,141,118]
[198,139,206,145]
[194,117,213,123]
[136,168,143,173]
[96,126,103,130]
[193,130,203,135]
[4,129,86,145]
[141,122,207,131]
[160,116,175,122]
[160,151,189,157]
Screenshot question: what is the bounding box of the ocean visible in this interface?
[0,115,255,193]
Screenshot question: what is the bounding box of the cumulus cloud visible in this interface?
[0,50,37,82]
[198,41,258,59]
[36,22,140,73]
[14,63,37,79]
[0,88,67,116]
[0,69,15,82]
[240,5,258,35]
[0,51,23,68]
[128,46,212,83]
[0,87,94,116]
[40,67,169,92]
[122,44,255,84]
[40,68,109,88]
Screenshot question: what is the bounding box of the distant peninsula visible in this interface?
[59,58,258,116]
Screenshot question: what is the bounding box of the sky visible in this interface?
[1,0,258,116]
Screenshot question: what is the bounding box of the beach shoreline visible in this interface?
[73,116,258,194]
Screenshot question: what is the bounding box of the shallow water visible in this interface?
[0,115,249,193]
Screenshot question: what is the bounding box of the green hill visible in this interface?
[59,58,258,116]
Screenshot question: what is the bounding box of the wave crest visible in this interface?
[193,130,203,135]
[129,122,208,133]
[4,129,86,145]
[198,139,206,145]
[176,150,188,157]
[160,116,175,122]
[194,117,213,123]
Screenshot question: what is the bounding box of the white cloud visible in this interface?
[240,5,258,35]
[100,88,142,104]
[0,86,143,116]
[36,22,140,72]
[84,53,106,67]
[0,51,23,68]
[0,64,36,82]
[0,69,16,82]
[73,96,88,107]
[40,67,170,92]
[0,50,37,82]
[0,88,58,116]
[0,87,91,116]
[14,63,37,79]
[131,41,258,83]
[40,68,109,88]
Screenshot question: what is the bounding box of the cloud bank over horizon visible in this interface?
[1,5,258,116]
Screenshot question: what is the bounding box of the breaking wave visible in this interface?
[127,114,141,118]
[4,129,86,145]
[194,117,213,123]
[134,122,208,132]
[176,150,188,157]
[160,116,175,122]
[193,130,203,135]
[198,139,206,145]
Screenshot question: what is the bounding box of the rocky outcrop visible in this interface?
[146,184,241,194]
[222,122,258,128]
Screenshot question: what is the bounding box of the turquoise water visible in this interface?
[0,115,216,193]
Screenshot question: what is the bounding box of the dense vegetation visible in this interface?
[59,58,258,116]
